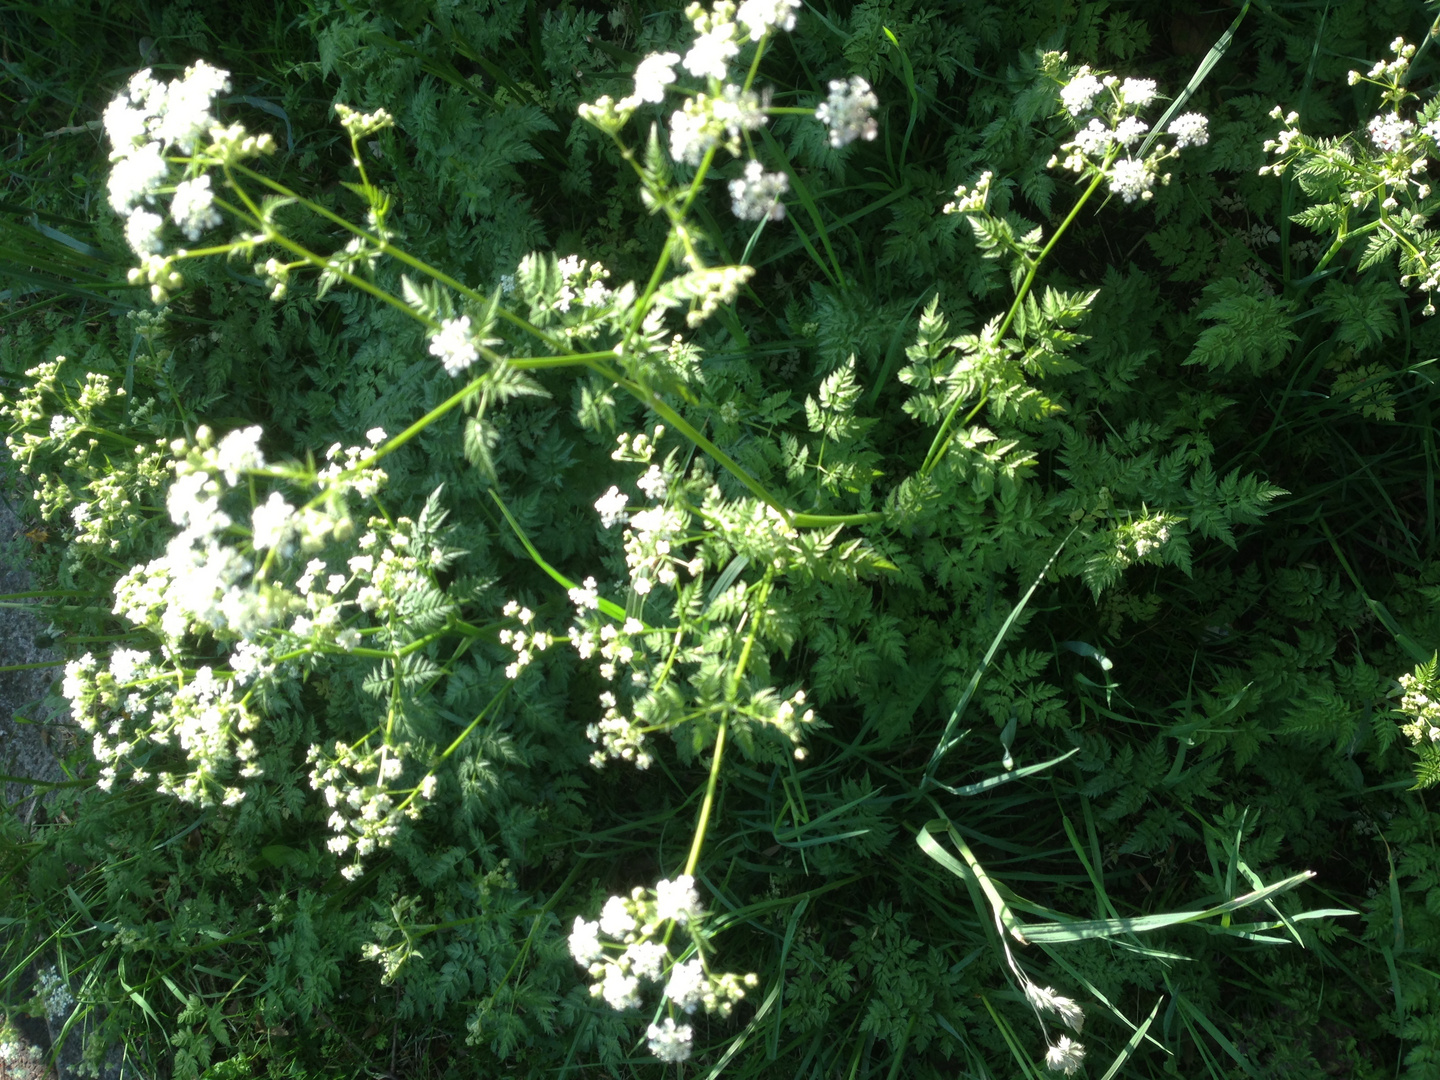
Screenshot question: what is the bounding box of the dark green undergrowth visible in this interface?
[4,1,1440,1078]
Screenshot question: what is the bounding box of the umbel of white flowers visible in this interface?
[567,874,759,1062]
[103,61,274,301]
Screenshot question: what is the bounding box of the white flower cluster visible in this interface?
[343,518,453,623]
[579,0,870,240]
[104,62,231,206]
[1,361,172,555]
[34,967,74,1022]
[1044,58,1207,205]
[1168,112,1210,150]
[623,505,690,596]
[429,317,479,376]
[103,62,272,300]
[815,76,879,147]
[71,420,448,814]
[1260,106,1302,161]
[578,460,825,773]
[729,159,789,221]
[1349,36,1417,86]
[114,429,271,642]
[1399,668,1440,746]
[669,84,770,165]
[1369,114,1416,154]
[333,102,395,138]
[943,171,994,215]
[568,875,758,1062]
[499,600,552,679]
[667,264,758,327]
[1259,35,1440,313]
[1060,66,1105,115]
[1107,156,1155,204]
[632,51,682,104]
[63,648,262,805]
[308,740,434,881]
[555,254,613,313]
[585,685,653,768]
[594,486,630,528]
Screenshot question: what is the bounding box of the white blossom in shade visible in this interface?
[125,209,165,255]
[569,916,604,964]
[108,141,169,213]
[714,84,769,139]
[250,491,296,551]
[637,465,669,500]
[654,874,702,925]
[1045,1036,1086,1076]
[632,52,680,104]
[598,963,642,1009]
[599,895,637,937]
[684,27,740,81]
[1025,983,1085,1033]
[623,941,669,981]
[1108,157,1153,203]
[595,486,629,528]
[1119,77,1156,107]
[664,957,706,1013]
[815,76,879,147]
[1113,116,1148,148]
[1168,112,1209,149]
[35,968,74,1022]
[646,1017,694,1062]
[737,0,801,38]
[729,159,789,221]
[1061,67,1104,115]
[170,175,221,240]
[1369,114,1415,153]
[215,426,265,485]
[428,316,479,376]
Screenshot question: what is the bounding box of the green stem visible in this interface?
[793,510,884,527]
[683,570,772,878]
[683,714,728,879]
[229,163,561,350]
[616,376,788,516]
[0,659,67,673]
